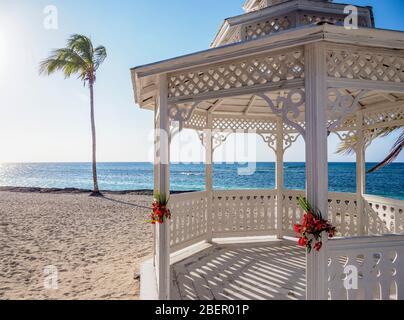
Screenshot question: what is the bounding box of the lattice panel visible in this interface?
[212,117,277,132]
[364,106,404,128]
[168,50,304,99]
[244,16,292,40]
[327,49,404,83]
[184,112,207,130]
[300,14,368,27]
[283,122,304,133]
[223,15,370,45]
[301,13,344,26]
[329,117,357,132]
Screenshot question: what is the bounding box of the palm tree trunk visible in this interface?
[89,82,101,196]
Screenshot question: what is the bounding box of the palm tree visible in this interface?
[336,127,404,173]
[40,34,107,196]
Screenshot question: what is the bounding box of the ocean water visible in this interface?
[0,162,403,200]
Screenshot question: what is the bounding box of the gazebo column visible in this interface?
[206,113,213,242]
[276,118,284,239]
[156,74,170,300]
[356,111,366,236]
[153,107,159,268]
[305,43,329,300]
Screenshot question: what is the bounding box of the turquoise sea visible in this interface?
[0,162,403,200]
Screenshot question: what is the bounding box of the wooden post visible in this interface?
[206,113,213,242]
[156,74,170,300]
[356,111,366,236]
[305,43,329,300]
[153,106,158,268]
[276,117,284,239]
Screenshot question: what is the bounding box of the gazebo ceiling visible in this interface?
[194,91,404,117]
[175,90,404,134]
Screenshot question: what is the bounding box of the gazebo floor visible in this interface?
[170,239,306,300]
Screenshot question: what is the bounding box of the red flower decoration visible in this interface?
[294,197,337,253]
[148,192,171,225]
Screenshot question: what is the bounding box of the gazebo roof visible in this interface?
[211,0,374,48]
[131,24,404,110]
[243,0,333,13]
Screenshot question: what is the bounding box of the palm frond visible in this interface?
[368,128,404,173]
[336,127,400,155]
[335,135,358,156]
[39,48,86,78]
[40,34,107,85]
[392,128,404,149]
[94,46,107,70]
[67,34,94,65]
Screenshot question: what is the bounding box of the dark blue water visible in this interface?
[0,162,402,200]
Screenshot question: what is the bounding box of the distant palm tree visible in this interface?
[40,34,107,196]
[336,127,404,173]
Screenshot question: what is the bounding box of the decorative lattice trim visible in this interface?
[327,49,404,83]
[258,88,306,138]
[198,130,233,151]
[327,89,367,132]
[258,133,277,152]
[364,105,404,128]
[244,16,292,41]
[212,117,277,132]
[168,49,304,99]
[184,112,208,130]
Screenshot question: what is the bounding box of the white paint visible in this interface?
[304,43,328,300]
[276,117,284,239]
[328,235,404,300]
[140,259,158,300]
[156,74,171,300]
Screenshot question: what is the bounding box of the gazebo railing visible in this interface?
[282,190,359,237]
[169,190,404,252]
[327,235,404,300]
[365,195,404,235]
[169,191,208,252]
[212,190,278,238]
[328,192,359,237]
[282,190,305,237]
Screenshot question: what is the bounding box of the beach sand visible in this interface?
[0,191,153,300]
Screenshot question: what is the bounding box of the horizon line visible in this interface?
[1,161,403,164]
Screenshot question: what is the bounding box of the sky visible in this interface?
[0,0,403,163]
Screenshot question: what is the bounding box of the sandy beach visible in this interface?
[0,190,153,300]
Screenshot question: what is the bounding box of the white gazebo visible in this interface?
[131,0,404,300]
